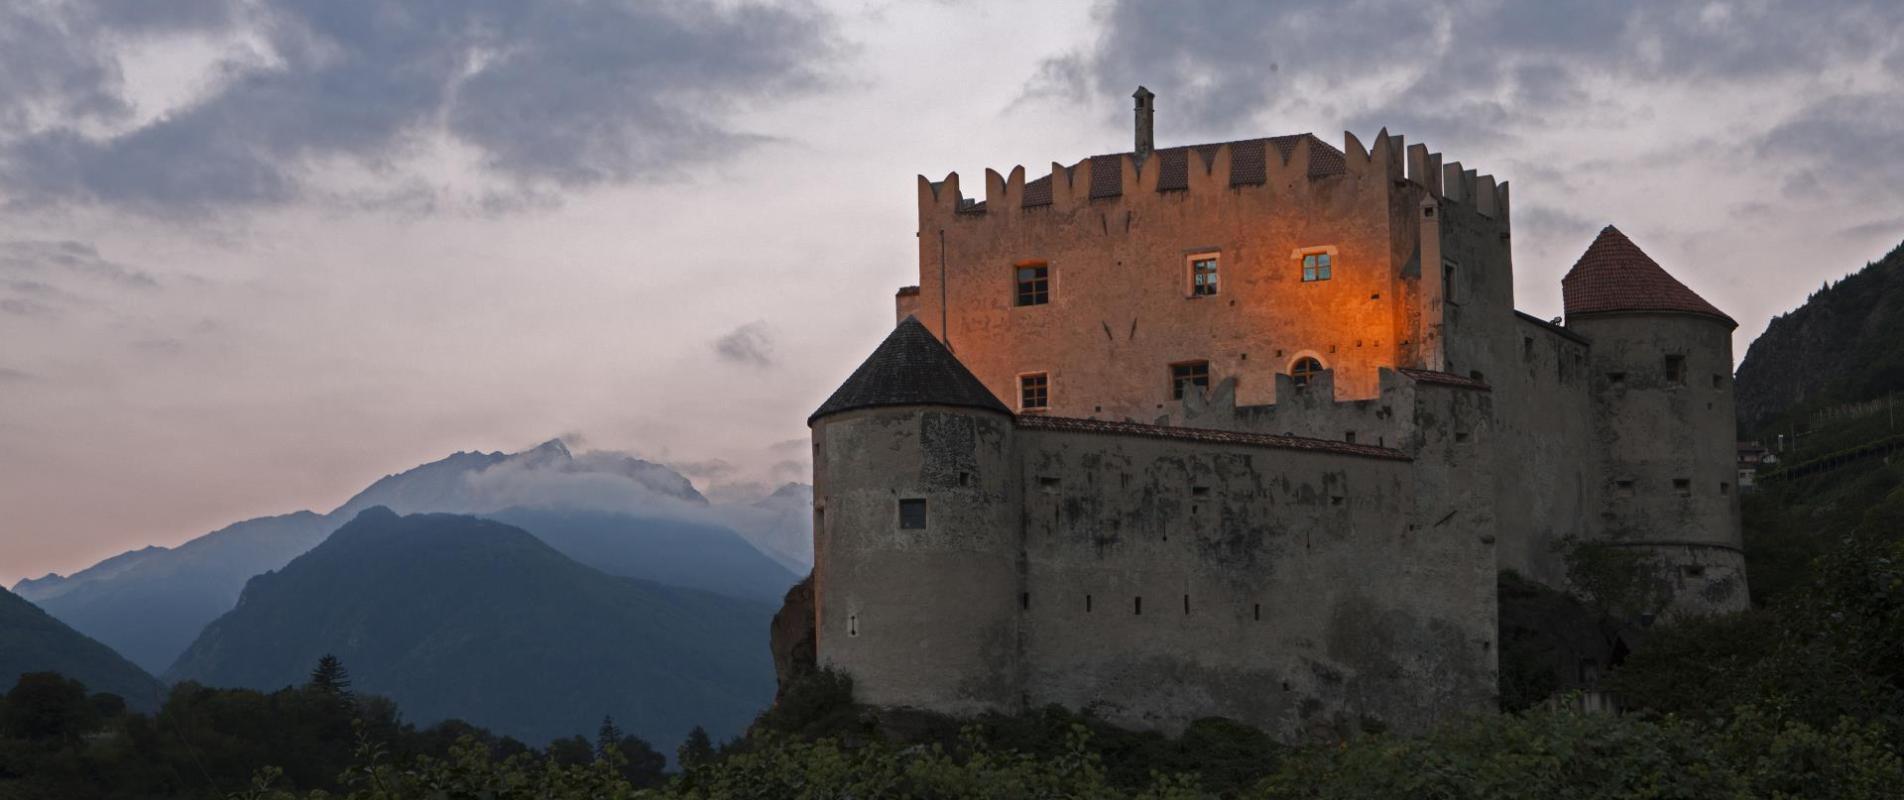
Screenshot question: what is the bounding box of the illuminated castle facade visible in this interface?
[801,88,1746,738]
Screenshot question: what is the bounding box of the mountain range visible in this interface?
[165,508,777,749]
[13,440,809,675]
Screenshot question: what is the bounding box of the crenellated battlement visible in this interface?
[920,130,1510,225]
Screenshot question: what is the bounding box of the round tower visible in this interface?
[808,316,1022,714]
[1564,226,1747,616]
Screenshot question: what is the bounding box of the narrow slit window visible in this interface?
[898,498,927,529]
[1021,592,1030,611]
[1085,594,1093,613]
[1182,594,1191,615]
[848,614,859,637]
[1171,361,1210,399]
[1253,603,1261,621]
[1019,373,1049,411]
[1302,252,1332,282]
[1014,262,1050,306]
[1190,255,1219,296]
[1442,259,1459,303]
[1134,596,1143,616]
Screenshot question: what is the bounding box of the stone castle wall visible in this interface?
[811,394,1497,737]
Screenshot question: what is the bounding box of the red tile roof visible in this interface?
[1016,414,1410,461]
[1562,226,1734,326]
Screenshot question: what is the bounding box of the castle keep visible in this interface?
[803,89,1746,737]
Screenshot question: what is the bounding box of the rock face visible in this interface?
[1735,240,1904,432]
[769,573,816,703]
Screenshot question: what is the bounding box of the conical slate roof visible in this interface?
[809,316,1010,425]
[1562,226,1734,326]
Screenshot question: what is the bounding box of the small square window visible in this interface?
[1190,255,1219,296]
[1712,374,1724,389]
[1608,372,1627,386]
[899,498,927,529]
[1039,476,1061,494]
[1302,252,1332,282]
[1664,354,1687,385]
[1616,479,1635,497]
[1019,373,1049,411]
[1673,478,1692,497]
[1719,481,1731,495]
[1171,361,1211,399]
[1015,263,1049,306]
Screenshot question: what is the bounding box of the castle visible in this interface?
[800,88,1746,738]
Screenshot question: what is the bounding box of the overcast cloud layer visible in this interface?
[2,0,1901,584]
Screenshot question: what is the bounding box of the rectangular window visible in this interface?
[898,498,927,529]
[1039,476,1061,495]
[1664,354,1687,385]
[1014,263,1049,306]
[1019,373,1049,411]
[1442,259,1459,303]
[1302,252,1332,282]
[1190,255,1219,296]
[1170,361,1210,399]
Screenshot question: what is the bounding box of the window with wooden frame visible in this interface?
[1290,356,1324,388]
[1301,252,1332,282]
[1014,262,1050,306]
[1189,254,1219,296]
[1170,360,1210,399]
[1019,373,1049,411]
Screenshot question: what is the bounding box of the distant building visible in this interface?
[803,88,1747,740]
[1737,441,1775,488]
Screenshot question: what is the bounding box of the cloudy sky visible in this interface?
[3,0,1901,584]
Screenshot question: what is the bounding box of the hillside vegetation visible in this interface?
[1736,238,1904,433]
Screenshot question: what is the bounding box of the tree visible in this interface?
[306,654,352,697]
[1,672,96,746]
[678,725,715,771]
[595,715,623,761]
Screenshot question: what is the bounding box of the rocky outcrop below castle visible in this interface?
[769,573,816,703]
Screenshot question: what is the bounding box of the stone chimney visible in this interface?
[1133,86,1155,158]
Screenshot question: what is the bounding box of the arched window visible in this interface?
[1290,357,1324,387]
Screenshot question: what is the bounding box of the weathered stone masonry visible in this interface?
[801,90,1746,738]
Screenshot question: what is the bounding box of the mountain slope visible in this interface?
[164,508,776,749]
[1736,239,1904,432]
[13,511,333,674]
[485,507,797,604]
[0,587,163,710]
